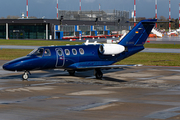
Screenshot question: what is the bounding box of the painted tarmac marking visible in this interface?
[145,107,180,119]
[4,86,55,93]
[138,79,165,84]
[87,103,117,110]
[67,90,115,96]
[68,100,118,111]
[138,75,164,80]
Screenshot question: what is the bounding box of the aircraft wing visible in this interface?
[75,64,142,70]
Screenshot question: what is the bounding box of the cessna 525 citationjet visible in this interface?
[3,19,157,80]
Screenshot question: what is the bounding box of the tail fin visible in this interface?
[118,19,157,47]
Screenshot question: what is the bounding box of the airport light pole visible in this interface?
[80,0,81,11]
[134,0,136,27]
[169,0,171,32]
[99,4,101,11]
[26,0,28,18]
[155,0,157,28]
[57,0,59,19]
[95,18,98,25]
[60,16,63,25]
[179,3,180,29]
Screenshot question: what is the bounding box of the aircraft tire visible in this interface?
[68,70,75,76]
[95,69,103,79]
[22,72,28,81]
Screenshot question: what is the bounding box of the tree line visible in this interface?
[0,15,37,19]
[131,16,179,30]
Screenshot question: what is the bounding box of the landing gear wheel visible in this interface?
[95,69,103,79]
[68,70,75,76]
[22,73,28,81]
[22,71,30,81]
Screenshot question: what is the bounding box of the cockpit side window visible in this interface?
[57,49,62,56]
[28,48,44,57]
[44,49,51,56]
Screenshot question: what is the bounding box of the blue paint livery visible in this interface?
[3,19,157,80]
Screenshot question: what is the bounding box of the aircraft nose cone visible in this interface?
[3,63,16,71]
[3,63,10,70]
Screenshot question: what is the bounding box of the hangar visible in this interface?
[0,19,54,40]
[0,10,130,40]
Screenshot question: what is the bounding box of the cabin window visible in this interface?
[57,49,62,56]
[28,48,44,57]
[65,49,70,55]
[44,49,51,56]
[79,48,84,55]
[72,49,77,55]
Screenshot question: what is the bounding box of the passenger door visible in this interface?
[55,48,65,67]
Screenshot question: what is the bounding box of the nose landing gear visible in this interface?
[68,70,75,76]
[22,71,31,81]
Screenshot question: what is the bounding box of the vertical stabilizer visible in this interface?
[119,19,157,47]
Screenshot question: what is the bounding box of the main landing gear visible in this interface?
[22,71,31,81]
[94,68,103,79]
[68,70,75,76]
[67,69,103,79]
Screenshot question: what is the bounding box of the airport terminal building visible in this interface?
[0,10,130,40]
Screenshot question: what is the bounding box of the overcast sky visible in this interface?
[0,0,180,19]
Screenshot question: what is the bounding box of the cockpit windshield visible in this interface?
[28,48,44,57]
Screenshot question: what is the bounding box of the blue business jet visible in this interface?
[3,19,157,80]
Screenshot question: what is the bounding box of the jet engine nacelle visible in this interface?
[99,44,125,55]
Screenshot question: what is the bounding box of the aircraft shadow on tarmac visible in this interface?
[0,68,128,83]
[102,76,126,83]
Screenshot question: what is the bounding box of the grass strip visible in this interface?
[144,43,180,49]
[0,39,82,46]
[117,52,180,66]
[0,39,180,49]
[0,49,32,60]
